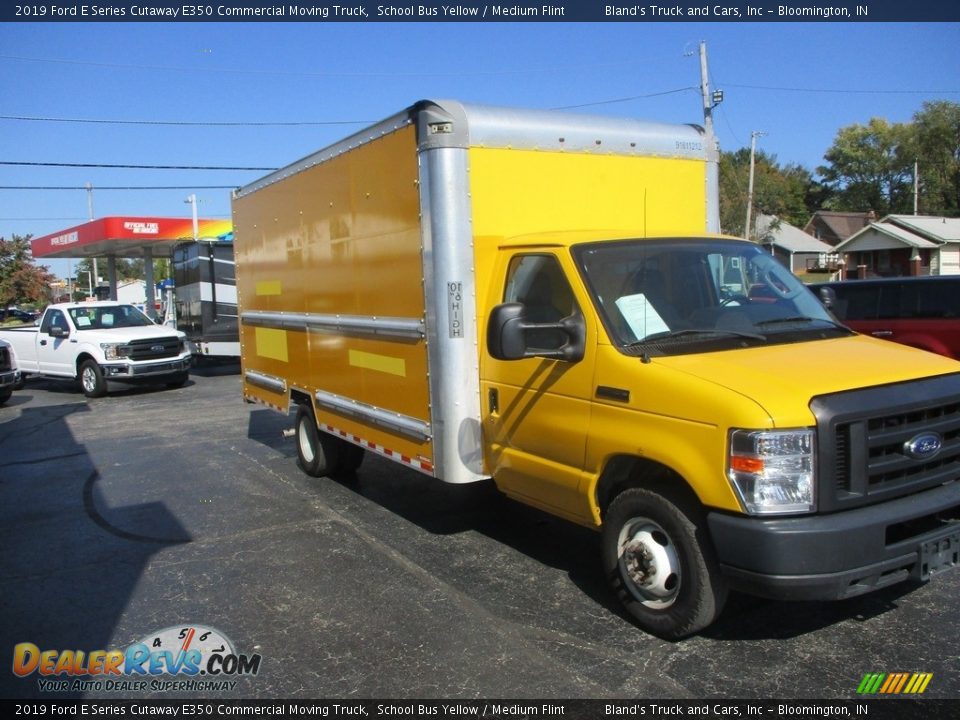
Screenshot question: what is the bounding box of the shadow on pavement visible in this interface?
[0,403,191,699]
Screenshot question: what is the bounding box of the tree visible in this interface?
[818,118,914,216]
[0,234,55,309]
[71,256,170,295]
[817,103,960,218]
[719,148,819,237]
[911,100,960,216]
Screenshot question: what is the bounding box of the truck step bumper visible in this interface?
[102,358,191,379]
[708,481,960,601]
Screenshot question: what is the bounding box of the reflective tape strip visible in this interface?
[319,422,434,476]
[244,393,287,414]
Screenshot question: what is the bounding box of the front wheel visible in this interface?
[0,387,11,405]
[79,360,107,398]
[602,487,727,640]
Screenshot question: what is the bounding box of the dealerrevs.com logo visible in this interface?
[12,625,262,693]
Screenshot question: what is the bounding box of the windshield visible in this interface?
[68,305,155,330]
[574,239,849,355]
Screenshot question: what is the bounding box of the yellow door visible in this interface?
[481,250,597,524]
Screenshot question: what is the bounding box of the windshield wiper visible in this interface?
[754,316,846,330]
[631,328,766,345]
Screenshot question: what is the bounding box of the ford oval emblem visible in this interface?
[904,432,943,460]
[150,344,165,352]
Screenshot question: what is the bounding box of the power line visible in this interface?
[552,86,699,110]
[0,114,373,127]
[1,161,275,171]
[0,52,669,78]
[723,83,960,95]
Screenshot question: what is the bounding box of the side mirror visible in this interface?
[487,302,585,363]
[817,286,837,310]
[48,326,69,339]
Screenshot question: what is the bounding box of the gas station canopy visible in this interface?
[32,216,233,259]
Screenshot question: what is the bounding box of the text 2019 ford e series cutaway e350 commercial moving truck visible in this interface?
[232,100,960,639]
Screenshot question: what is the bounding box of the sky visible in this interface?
[1,19,959,279]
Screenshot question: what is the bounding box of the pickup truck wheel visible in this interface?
[0,387,11,405]
[295,405,339,478]
[79,360,108,398]
[602,487,727,640]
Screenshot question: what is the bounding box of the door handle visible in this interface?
[871,330,893,337]
[488,388,499,414]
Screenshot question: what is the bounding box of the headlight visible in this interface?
[728,429,815,514]
[100,343,127,361]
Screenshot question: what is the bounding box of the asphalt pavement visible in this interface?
[1,365,958,701]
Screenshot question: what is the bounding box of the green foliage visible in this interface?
[911,101,960,216]
[818,101,960,217]
[71,256,170,292]
[719,148,817,237]
[721,101,960,233]
[0,234,55,309]
[818,118,914,215]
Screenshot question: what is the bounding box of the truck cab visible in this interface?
[483,232,960,638]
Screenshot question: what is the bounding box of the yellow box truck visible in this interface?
[233,100,960,638]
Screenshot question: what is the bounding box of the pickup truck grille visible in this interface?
[812,374,960,512]
[0,346,10,372]
[122,337,182,361]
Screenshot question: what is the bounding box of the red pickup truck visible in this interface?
[812,277,960,359]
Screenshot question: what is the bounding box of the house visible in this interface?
[803,210,875,247]
[755,214,838,275]
[833,215,960,278]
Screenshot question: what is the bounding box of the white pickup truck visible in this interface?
[0,338,20,404]
[0,301,191,398]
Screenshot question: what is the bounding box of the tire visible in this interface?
[602,487,727,640]
[0,387,11,405]
[295,405,339,478]
[165,371,189,389]
[78,360,108,398]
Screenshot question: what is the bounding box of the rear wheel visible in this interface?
[602,487,727,640]
[295,405,339,478]
[79,360,107,398]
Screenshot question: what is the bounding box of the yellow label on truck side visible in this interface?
[255,327,288,362]
[348,350,407,377]
[255,280,282,296]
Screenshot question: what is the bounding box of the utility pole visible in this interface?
[85,182,98,294]
[914,160,919,215]
[185,193,199,241]
[698,41,723,234]
[744,130,766,241]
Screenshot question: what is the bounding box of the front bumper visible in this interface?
[708,481,960,601]
[101,356,191,380]
[0,369,20,388]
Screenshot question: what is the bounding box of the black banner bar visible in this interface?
[3,699,960,720]
[3,1,960,23]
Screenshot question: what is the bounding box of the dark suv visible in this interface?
[812,276,960,359]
